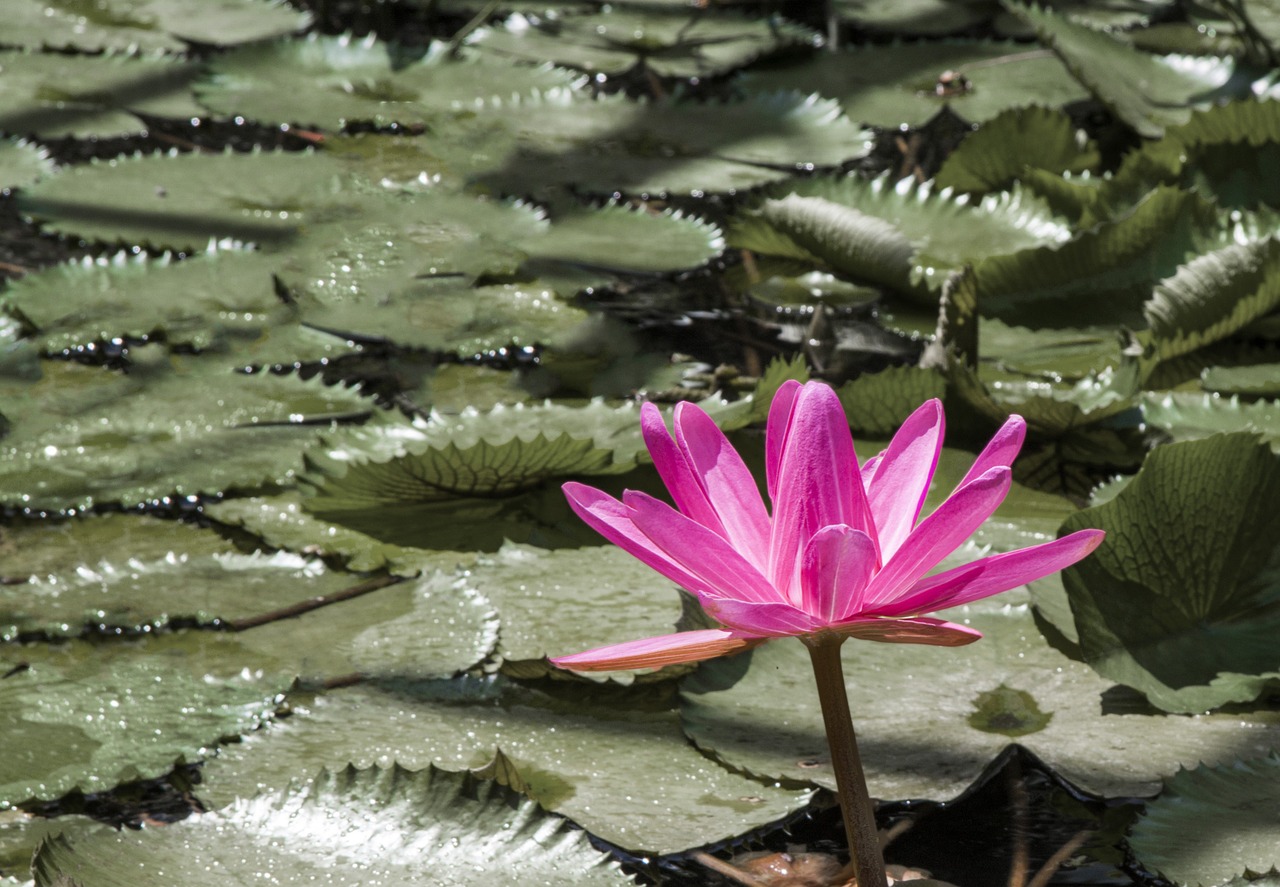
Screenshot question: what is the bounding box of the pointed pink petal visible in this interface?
[624,490,781,604]
[672,401,772,570]
[864,399,945,561]
[800,525,878,623]
[857,466,1011,612]
[859,450,884,493]
[551,629,765,671]
[769,383,877,604]
[765,380,802,501]
[563,482,708,596]
[699,597,823,636]
[829,616,982,647]
[960,414,1026,488]
[873,528,1106,616]
[640,402,725,536]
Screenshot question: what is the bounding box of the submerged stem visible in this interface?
[804,635,887,887]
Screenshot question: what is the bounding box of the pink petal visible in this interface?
[765,380,802,501]
[672,401,772,570]
[800,525,878,623]
[857,466,1011,612]
[864,399,944,561]
[873,528,1106,616]
[859,450,884,492]
[769,383,877,604]
[699,597,824,636]
[960,414,1026,488]
[641,402,725,536]
[624,490,781,604]
[563,482,708,596]
[829,616,983,647]
[551,629,764,671]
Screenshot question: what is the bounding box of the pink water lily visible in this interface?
[552,380,1104,672]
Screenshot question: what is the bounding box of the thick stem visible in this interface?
[804,635,887,887]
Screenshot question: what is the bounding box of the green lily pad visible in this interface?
[0,350,373,511]
[196,35,584,131]
[934,105,1099,194]
[739,39,1089,128]
[2,248,291,354]
[835,366,948,438]
[1201,364,1280,397]
[1,0,311,52]
[679,603,1280,801]
[1060,433,1280,713]
[470,9,817,78]
[833,0,994,35]
[457,90,873,197]
[0,633,286,805]
[200,677,811,854]
[1141,392,1280,447]
[729,174,1069,304]
[457,542,688,682]
[32,763,630,887]
[0,138,53,192]
[0,50,204,140]
[1009,2,1240,138]
[1128,753,1280,887]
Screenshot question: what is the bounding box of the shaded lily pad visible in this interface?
[738,39,1089,128]
[0,50,204,140]
[469,9,818,78]
[934,105,1099,194]
[679,604,1280,801]
[200,677,812,854]
[1201,364,1280,397]
[1128,753,1280,887]
[1060,433,1280,713]
[0,634,286,805]
[32,763,631,887]
[0,350,373,511]
[196,34,584,131]
[1,248,291,354]
[1,0,311,53]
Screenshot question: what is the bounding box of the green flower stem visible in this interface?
[804,635,887,887]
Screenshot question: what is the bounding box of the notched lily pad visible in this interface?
[196,34,584,131]
[0,138,54,192]
[1059,433,1280,713]
[32,763,630,886]
[934,105,1099,194]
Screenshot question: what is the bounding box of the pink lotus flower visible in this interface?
[552,381,1104,672]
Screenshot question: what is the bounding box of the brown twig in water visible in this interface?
[690,850,770,886]
[224,574,404,631]
[1026,829,1092,887]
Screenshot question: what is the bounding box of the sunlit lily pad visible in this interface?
[200,677,812,854]
[470,9,818,78]
[739,39,1089,128]
[196,34,584,131]
[0,634,286,805]
[1059,433,1280,713]
[0,138,53,192]
[1200,364,1280,397]
[0,50,203,140]
[1142,392,1280,447]
[456,542,688,682]
[1,0,311,52]
[1,248,290,354]
[934,105,1099,194]
[0,350,373,511]
[1129,753,1280,887]
[679,603,1280,801]
[32,763,630,886]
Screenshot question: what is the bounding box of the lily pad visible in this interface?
[2,248,291,354]
[0,633,286,805]
[469,10,818,79]
[0,0,311,52]
[0,50,203,140]
[738,39,1090,128]
[196,35,584,131]
[0,350,373,511]
[1059,433,1280,713]
[200,677,811,854]
[1128,753,1280,887]
[32,763,630,886]
[934,105,1099,194]
[679,603,1280,801]
[0,138,53,192]
[1142,392,1280,447]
